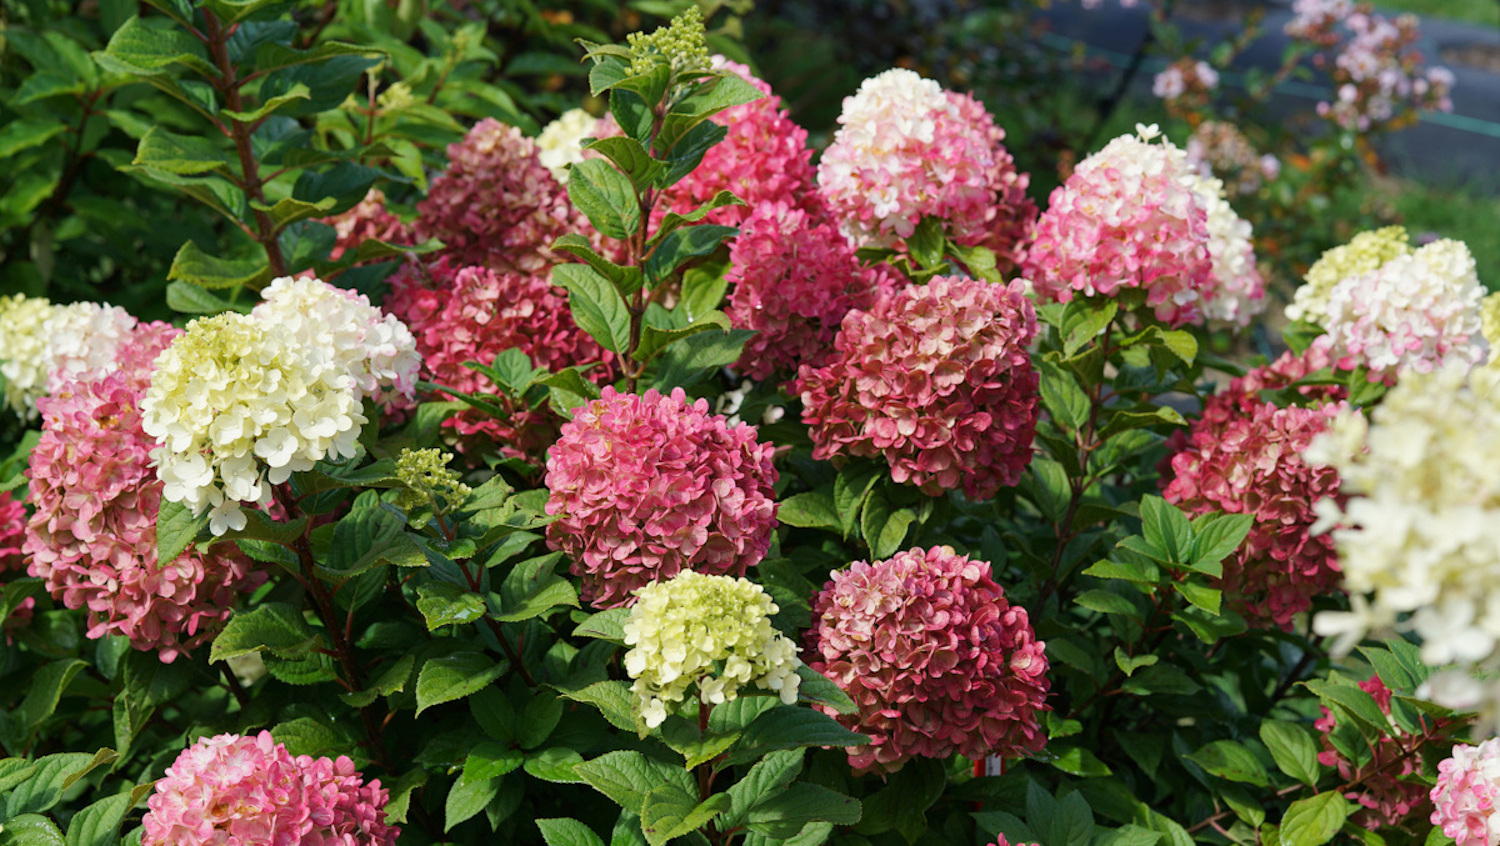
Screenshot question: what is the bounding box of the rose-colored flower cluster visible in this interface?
[325,188,412,261]
[1432,737,1500,846]
[1162,378,1345,629]
[544,387,778,608]
[797,275,1039,500]
[1023,125,1215,327]
[659,57,821,225]
[1287,1,1454,133]
[1315,676,1445,829]
[26,323,263,662]
[725,201,901,381]
[1312,238,1484,384]
[806,546,1049,774]
[415,117,580,273]
[142,731,398,846]
[817,68,1035,268]
[0,491,24,573]
[386,258,613,459]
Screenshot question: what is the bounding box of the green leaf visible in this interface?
[417,582,486,630]
[1174,581,1221,615]
[252,40,383,75]
[575,750,696,813]
[1048,746,1113,778]
[640,785,730,846]
[100,15,218,79]
[1188,740,1270,787]
[465,741,525,782]
[155,498,205,568]
[342,654,414,707]
[673,72,763,119]
[495,552,580,622]
[1279,793,1350,846]
[720,706,868,766]
[655,190,744,239]
[553,233,643,296]
[1121,665,1201,697]
[132,126,230,175]
[0,119,68,160]
[644,225,737,285]
[1191,512,1253,573]
[270,717,350,759]
[795,665,857,714]
[525,748,587,784]
[1037,359,1090,431]
[651,328,754,390]
[291,162,380,216]
[568,158,640,241]
[251,195,337,231]
[657,121,728,188]
[778,492,839,532]
[167,240,270,290]
[1219,784,1265,828]
[221,83,315,122]
[4,661,87,754]
[554,264,631,354]
[859,488,915,560]
[636,311,732,364]
[745,785,860,839]
[445,770,501,832]
[907,216,945,270]
[1139,496,1192,565]
[1261,721,1320,786]
[722,750,803,830]
[1303,680,1389,739]
[518,692,566,750]
[415,652,507,716]
[64,789,135,846]
[210,602,321,662]
[660,718,741,769]
[1113,648,1158,677]
[558,680,639,732]
[164,280,248,314]
[1048,791,1096,846]
[1063,300,1119,357]
[538,818,608,846]
[1075,589,1139,617]
[4,753,92,817]
[573,607,631,643]
[0,815,66,846]
[585,136,663,190]
[320,507,416,579]
[1098,406,1186,441]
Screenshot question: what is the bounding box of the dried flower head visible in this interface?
[623,571,801,728]
[806,546,1049,774]
[796,275,1039,499]
[544,387,779,608]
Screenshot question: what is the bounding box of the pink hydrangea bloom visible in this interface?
[1229,345,1347,403]
[988,838,1041,846]
[660,57,821,225]
[1312,238,1484,384]
[387,258,613,459]
[415,118,581,273]
[0,491,24,573]
[1316,676,1449,829]
[1023,125,1215,327]
[25,322,263,662]
[1161,385,1346,629]
[142,731,398,846]
[324,188,412,261]
[796,275,1039,500]
[806,546,1050,774]
[817,68,1035,269]
[1432,737,1500,846]
[725,201,901,381]
[544,387,779,609]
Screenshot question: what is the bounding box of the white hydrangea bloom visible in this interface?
[250,276,420,404]
[1308,361,1500,684]
[0,294,58,418]
[1316,238,1484,381]
[43,301,139,392]
[1286,226,1411,326]
[142,312,367,535]
[536,108,599,184]
[623,571,802,729]
[1191,174,1266,328]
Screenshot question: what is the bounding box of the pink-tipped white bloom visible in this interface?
[1432,738,1500,846]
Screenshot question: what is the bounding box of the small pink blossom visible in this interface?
[806,546,1050,774]
[324,188,412,261]
[796,275,1039,500]
[1432,737,1500,846]
[544,387,779,608]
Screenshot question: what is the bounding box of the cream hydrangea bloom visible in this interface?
[1481,292,1500,367]
[250,276,420,404]
[1287,225,1410,325]
[623,571,801,728]
[536,108,598,184]
[1192,173,1266,328]
[142,313,366,535]
[43,301,139,392]
[1308,361,1500,682]
[0,294,58,418]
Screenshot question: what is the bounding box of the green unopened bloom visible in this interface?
[623,571,801,729]
[626,5,709,78]
[394,448,470,510]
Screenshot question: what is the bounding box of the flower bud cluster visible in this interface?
[623,571,801,728]
[394,447,471,511]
